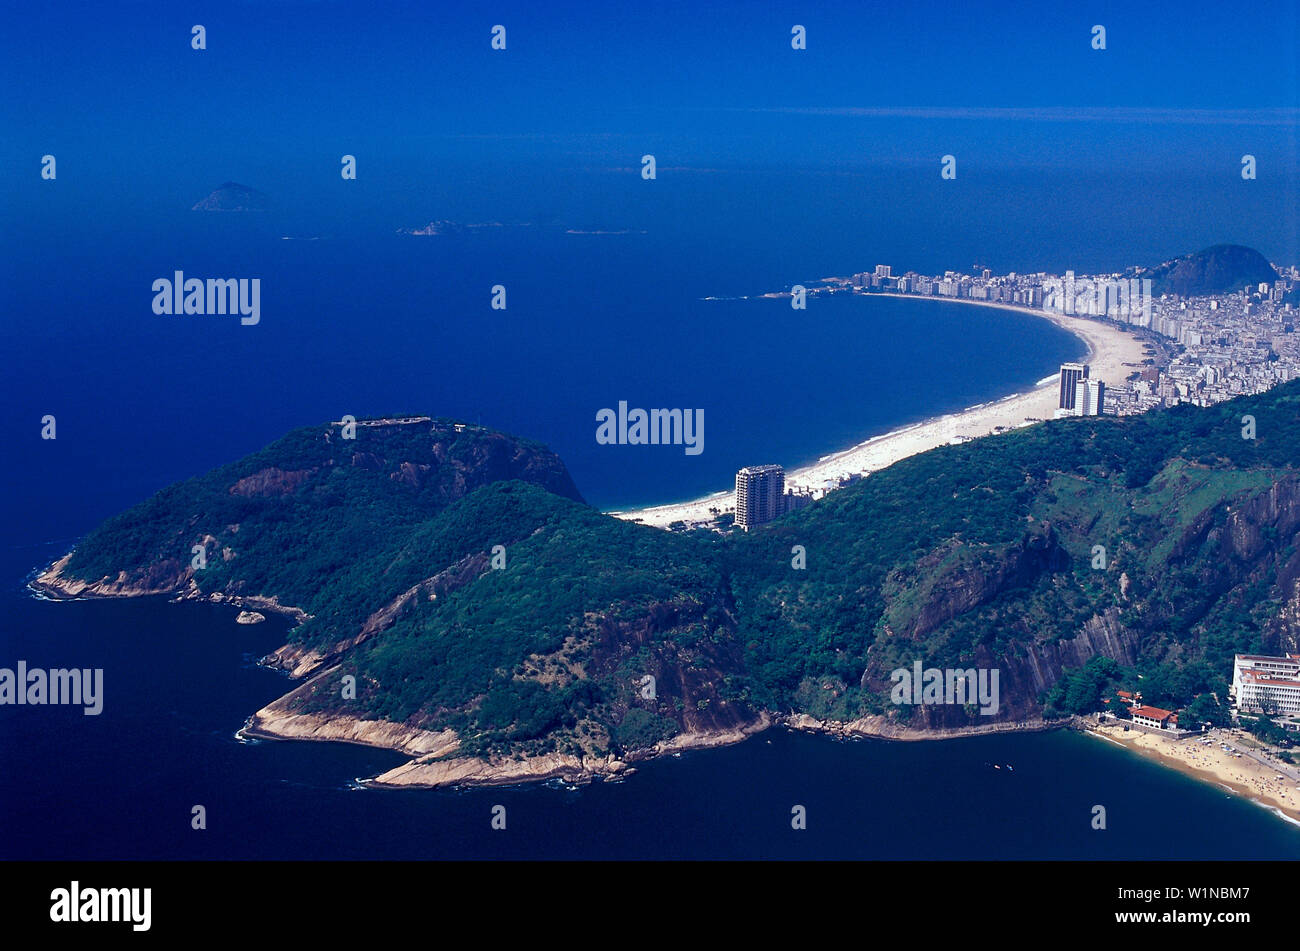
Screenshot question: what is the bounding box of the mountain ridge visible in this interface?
[33,385,1300,786]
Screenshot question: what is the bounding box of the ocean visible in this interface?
[4,207,1300,860]
[3,208,1087,516]
[4,574,1300,860]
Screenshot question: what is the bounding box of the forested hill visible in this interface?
[1135,244,1278,297]
[44,417,583,652]
[37,383,1300,765]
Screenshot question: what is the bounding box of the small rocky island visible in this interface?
[192,182,270,212]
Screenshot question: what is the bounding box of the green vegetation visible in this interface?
[63,419,582,649]
[1240,715,1296,748]
[615,708,680,751]
[1042,657,1122,718]
[51,381,1300,758]
[1139,244,1278,297]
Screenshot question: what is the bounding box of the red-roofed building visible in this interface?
[1131,705,1177,730]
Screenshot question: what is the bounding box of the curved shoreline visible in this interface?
[1084,722,1300,824]
[608,295,1149,528]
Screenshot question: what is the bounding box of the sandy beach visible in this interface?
[1088,722,1300,825]
[610,296,1151,528]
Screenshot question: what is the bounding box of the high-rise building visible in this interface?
[874,264,892,279]
[1058,363,1089,410]
[1074,378,1105,416]
[1232,653,1300,716]
[735,464,785,530]
[783,486,813,514]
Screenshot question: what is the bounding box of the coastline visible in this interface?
[1084,722,1300,825]
[608,295,1150,528]
[30,551,1300,816]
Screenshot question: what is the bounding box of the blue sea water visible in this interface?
[3,197,1299,860]
[3,561,1299,860]
[2,205,1085,517]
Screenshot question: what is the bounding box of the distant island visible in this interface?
[397,220,531,236]
[30,376,1300,808]
[192,182,270,212]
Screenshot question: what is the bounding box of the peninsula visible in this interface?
[31,376,1300,804]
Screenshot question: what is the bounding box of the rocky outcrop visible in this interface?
[245,667,459,757]
[785,711,1055,742]
[369,751,626,789]
[229,467,315,497]
[588,598,762,740]
[262,644,327,679]
[368,714,772,789]
[192,182,269,212]
[883,529,1070,642]
[992,607,1141,721]
[1019,608,1138,693]
[34,553,186,599]
[426,430,584,506]
[246,709,458,758]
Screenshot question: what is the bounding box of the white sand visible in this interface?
[1090,723,1300,823]
[609,297,1150,528]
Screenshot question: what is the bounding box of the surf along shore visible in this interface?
[608,294,1151,528]
[1086,721,1300,825]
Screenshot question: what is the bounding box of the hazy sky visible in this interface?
[3,0,1297,260]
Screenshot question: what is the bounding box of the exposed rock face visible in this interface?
[426,429,583,505]
[229,467,315,497]
[588,598,762,740]
[35,553,187,599]
[1267,545,1300,656]
[247,674,459,758]
[249,712,456,759]
[991,608,1141,722]
[865,475,1300,728]
[393,461,430,488]
[368,714,773,789]
[263,644,327,679]
[370,751,623,789]
[1222,478,1300,562]
[235,610,266,625]
[877,529,1070,644]
[786,711,1057,742]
